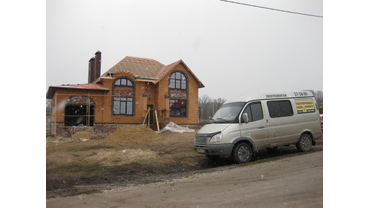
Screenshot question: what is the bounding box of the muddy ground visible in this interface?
[47,151,323,208]
[46,129,323,199]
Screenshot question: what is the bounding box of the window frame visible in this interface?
[169,72,187,90]
[169,99,187,117]
[169,71,188,117]
[267,100,294,118]
[114,78,133,87]
[112,77,135,116]
[113,97,133,115]
[242,102,264,122]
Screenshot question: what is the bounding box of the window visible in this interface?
[210,102,246,123]
[169,71,188,117]
[114,78,133,86]
[242,102,263,122]
[170,99,187,117]
[112,77,134,115]
[113,97,133,115]
[267,100,293,118]
[169,72,186,90]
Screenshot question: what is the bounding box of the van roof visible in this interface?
[226,91,314,104]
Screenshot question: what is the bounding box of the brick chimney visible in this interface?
[94,51,102,82]
[88,57,95,83]
[88,51,102,83]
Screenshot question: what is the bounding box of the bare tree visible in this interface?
[304,89,316,97]
[303,90,323,104]
[213,98,227,114]
[198,94,211,121]
[198,95,227,122]
[315,90,323,105]
[46,99,52,114]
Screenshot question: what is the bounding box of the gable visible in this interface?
[156,60,204,88]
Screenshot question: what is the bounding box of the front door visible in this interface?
[239,102,268,149]
[147,105,154,124]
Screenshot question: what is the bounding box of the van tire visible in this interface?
[232,142,253,164]
[296,133,312,152]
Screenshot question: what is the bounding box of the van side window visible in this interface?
[243,102,263,122]
[267,100,293,118]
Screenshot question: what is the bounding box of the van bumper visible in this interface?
[194,143,234,156]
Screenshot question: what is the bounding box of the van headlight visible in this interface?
[210,133,223,143]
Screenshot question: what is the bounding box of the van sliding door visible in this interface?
[266,100,297,146]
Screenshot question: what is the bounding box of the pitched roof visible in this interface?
[47,56,204,99]
[98,56,204,87]
[46,83,109,99]
[157,60,181,80]
[102,56,165,80]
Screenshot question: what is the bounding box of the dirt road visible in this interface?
[47,150,323,208]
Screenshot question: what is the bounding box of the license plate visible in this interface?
[196,148,205,153]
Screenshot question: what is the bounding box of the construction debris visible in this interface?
[157,122,195,133]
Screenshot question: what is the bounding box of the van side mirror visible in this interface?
[242,113,249,123]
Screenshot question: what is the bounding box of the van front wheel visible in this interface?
[232,143,253,164]
[296,133,312,152]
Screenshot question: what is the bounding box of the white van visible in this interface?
[194,91,323,164]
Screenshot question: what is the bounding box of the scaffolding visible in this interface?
[142,109,167,131]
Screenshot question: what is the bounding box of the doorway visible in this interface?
[147,105,154,124]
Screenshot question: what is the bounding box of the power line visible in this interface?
[220,0,323,18]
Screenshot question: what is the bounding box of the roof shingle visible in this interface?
[46,83,109,99]
[106,56,165,79]
[100,56,204,88]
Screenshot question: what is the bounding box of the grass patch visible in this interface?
[68,145,114,152]
[138,159,151,164]
[175,149,198,154]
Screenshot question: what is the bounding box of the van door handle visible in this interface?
[259,126,264,129]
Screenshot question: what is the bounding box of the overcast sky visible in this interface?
[46,0,323,101]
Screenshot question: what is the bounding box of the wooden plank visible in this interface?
[142,110,150,125]
[154,110,159,131]
[148,109,150,127]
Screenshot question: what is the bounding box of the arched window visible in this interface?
[64,96,95,126]
[112,77,134,115]
[169,72,187,117]
[114,78,133,87]
[169,72,187,90]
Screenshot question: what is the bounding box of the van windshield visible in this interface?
[208,102,246,124]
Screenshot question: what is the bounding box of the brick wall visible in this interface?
[49,63,201,135]
[159,63,199,124]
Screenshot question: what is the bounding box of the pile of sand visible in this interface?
[72,131,93,141]
[101,125,164,146]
